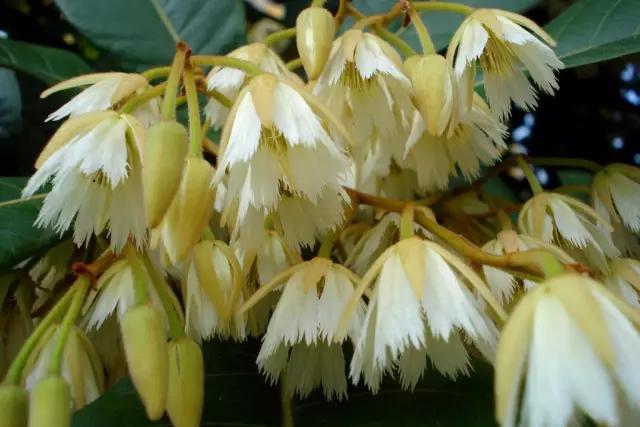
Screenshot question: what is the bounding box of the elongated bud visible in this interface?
[0,385,28,427]
[120,304,168,420]
[162,157,216,262]
[296,7,335,80]
[142,121,188,228]
[409,54,457,137]
[28,376,70,427]
[166,338,204,427]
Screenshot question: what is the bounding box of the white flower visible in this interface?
[592,164,640,233]
[404,94,507,190]
[255,258,365,400]
[518,192,619,272]
[314,29,414,146]
[204,43,300,129]
[448,9,563,118]
[41,72,149,122]
[25,325,104,409]
[604,258,640,309]
[482,230,576,303]
[184,240,246,341]
[349,237,501,392]
[215,74,353,250]
[23,112,146,251]
[495,273,640,427]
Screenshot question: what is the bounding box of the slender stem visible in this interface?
[375,24,417,57]
[161,43,188,121]
[125,246,150,305]
[407,6,436,54]
[400,202,415,239]
[142,256,185,339]
[335,0,349,25]
[151,0,180,42]
[286,58,303,71]
[345,3,365,19]
[183,65,202,157]
[2,284,76,384]
[526,156,602,173]
[311,0,326,6]
[203,88,232,108]
[351,2,402,30]
[412,1,475,15]
[48,277,89,375]
[280,371,295,427]
[119,83,166,114]
[516,155,543,194]
[142,66,171,81]
[317,231,339,258]
[263,28,296,46]
[191,55,262,76]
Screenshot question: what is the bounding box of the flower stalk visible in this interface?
[412,1,475,15]
[183,63,202,157]
[407,6,436,55]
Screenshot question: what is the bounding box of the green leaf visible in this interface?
[546,0,640,68]
[54,0,247,68]
[0,39,91,84]
[0,178,60,270]
[73,339,495,427]
[0,69,21,139]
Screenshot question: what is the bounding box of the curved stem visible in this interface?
[317,231,339,258]
[526,156,602,173]
[311,0,326,6]
[375,24,417,57]
[151,0,180,42]
[263,28,296,46]
[161,43,188,121]
[412,1,475,15]
[48,277,90,375]
[191,55,262,76]
[400,202,415,239]
[516,155,543,194]
[351,2,402,30]
[183,64,202,157]
[335,0,349,25]
[286,58,303,71]
[407,6,436,54]
[125,245,150,305]
[142,66,171,81]
[119,83,166,114]
[280,371,295,427]
[202,89,232,108]
[142,255,185,339]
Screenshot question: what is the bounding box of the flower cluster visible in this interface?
[1,3,639,427]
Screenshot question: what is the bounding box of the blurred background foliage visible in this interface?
[0,0,639,425]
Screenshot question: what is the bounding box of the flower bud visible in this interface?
[296,7,335,80]
[162,157,216,262]
[28,376,70,427]
[409,54,457,137]
[166,338,204,427]
[142,121,188,228]
[0,385,28,427]
[120,304,168,420]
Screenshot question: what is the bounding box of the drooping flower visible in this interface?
[22,111,147,251]
[448,9,563,118]
[183,240,246,341]
[204,43,301,129]
[252,258,365,400]
[24,325,105,409]
[41,72,150,122]
[592,164,640,233]
[604,258,640,309]
[214,73,353,250]
[495,273,640,427]
[348,237,502,392]
[518,192,620,272]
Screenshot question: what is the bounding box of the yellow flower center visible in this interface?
[479,33,517,75]
[338,61,374,91]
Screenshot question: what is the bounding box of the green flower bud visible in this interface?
[296,7,336,80]
[166,338,204,427]
[28,376,70,427]
[0,385,28,427]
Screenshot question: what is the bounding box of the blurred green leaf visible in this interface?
[54,0,247,68]
[0,178,60,270]
[0,39,91,84]
[546,0,640,68]
[0,69,21,139]
[73,339,496,427]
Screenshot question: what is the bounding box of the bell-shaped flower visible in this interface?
[592,164,640,233]
[243,258,365,400]
[448,9,563,118]
[518,192,619,272]
[183,240,246,341]
[215,74,353,250]
[346,237,503,392]
[24,325,105,409]
[604,258,640,309]
[41,72,149,122]
[22,111,146,251]
[495,273,640,427]
[313,29,414,146]
[204,43,301,129]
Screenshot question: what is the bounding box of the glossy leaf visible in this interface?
[54,0,247,68]
[0,39,91,84]
[0,69,21,139]
[0,178,59,269]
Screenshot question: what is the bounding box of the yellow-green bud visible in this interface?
[162,157,216,262]
[120,304,168,421]
[409,54,457,137]
[142,121,188,228]
[296,7,335,80]
[0,385,28,427]
[166,338,204,427]
[28,376,70,427]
